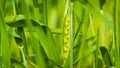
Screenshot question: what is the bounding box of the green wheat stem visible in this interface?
[114,0,120,68]
[69,2,73,68]
[42,0,48,25]
[0,1,11,68]
[12,0,16,15]
[19,46,28,68]
[95,28,99,68]
[115,0,119,54]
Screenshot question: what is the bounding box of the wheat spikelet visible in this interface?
[63,11,70,61]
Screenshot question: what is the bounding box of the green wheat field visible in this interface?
[0,0,119,68]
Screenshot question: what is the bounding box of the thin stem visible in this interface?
[42,0,48,25]
[69,2,73,68]
[12,0,16,15]
[19,47,28,68]
[114,0,120,68]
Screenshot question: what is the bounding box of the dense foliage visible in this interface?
[0,0,119,68]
